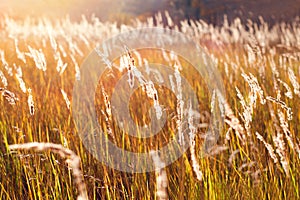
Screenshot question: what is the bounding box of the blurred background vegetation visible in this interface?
[1,0,300,25]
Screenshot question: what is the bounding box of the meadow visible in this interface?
[0,13,299,199]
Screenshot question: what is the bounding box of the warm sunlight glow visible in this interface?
[0,0,167,21]
[0,0,92,18]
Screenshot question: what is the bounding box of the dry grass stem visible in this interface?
[150,151,169,200]
[8,142,88,200]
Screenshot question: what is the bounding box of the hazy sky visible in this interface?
[1,0,300,26]
[0,0,167,20]
[0,0,79,16]
[0,0,120,19]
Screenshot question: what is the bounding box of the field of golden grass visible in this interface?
[0,14,299,199]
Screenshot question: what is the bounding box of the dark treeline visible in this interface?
[1,0,300,26]
[122,0,300,26]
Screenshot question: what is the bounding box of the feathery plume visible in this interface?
[0,88,19,105]
[15,65,27,93]
[273,132,290,177]
[27,88,35,115]
[61,89,71,110]
[0,70,8,88]
[255,132,278,164]
[26,45,47,71]
[288,67,300,96]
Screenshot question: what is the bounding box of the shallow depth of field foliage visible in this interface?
[0,13,299,200]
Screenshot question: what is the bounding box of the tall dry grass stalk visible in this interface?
[266,96,293,120]
[273,132,290,177]
[0,70,8,88]
[123,48,163,120]
[190,140,203,181]
[288,67,300,97]
[99,84,114,140]
[277,110,300,158]
[241,72,266,106]
[55,51,68,75]
[48,30,57,52]
[26,45,47,71]
[15,65,27,93]
[188,103,203,181]
[70,54,81,81]
[255,132,279,164]
[150,151,169,200]
[61,88,71,110]
[14,38,26,64]
[0,50,13,76]
[236,72,266,136]
[235,87,252,136]
[277,79,293,99]
[217,92,246,142]
[278,110,294,149]
[27,88,35,115]
[174,62,185,146]
[8,142,88,200]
